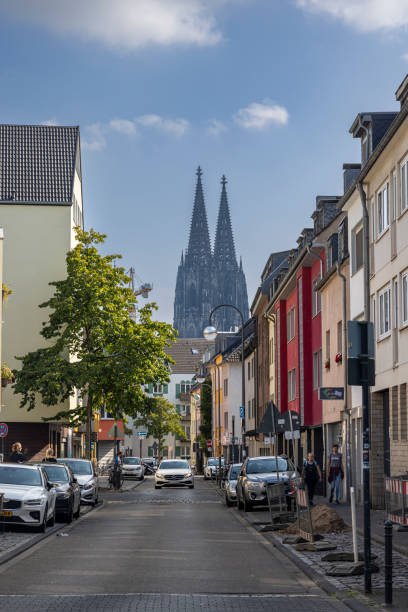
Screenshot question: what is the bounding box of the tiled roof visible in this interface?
[166,338,211,374]
[0,125,79,204]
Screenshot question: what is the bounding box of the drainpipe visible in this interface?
[357,181,370,320]
[337,260,352,502]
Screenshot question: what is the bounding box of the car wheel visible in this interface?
[243,494,253,512]
[65,503,74,524]
[155,485,161,489]
[38,505,48,533]
[139,476,144,481]
[92,495,99,507]
[188,485,194,489]
[48,505,56,527]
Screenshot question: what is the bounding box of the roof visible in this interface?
[166,338,211,374]
[0,125,80,204]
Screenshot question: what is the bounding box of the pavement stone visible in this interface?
[0,593,349,611]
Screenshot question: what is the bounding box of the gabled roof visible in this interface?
[166,338,211,374]
[0,125,80,204]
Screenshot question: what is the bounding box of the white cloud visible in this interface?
[0,0,222,50]
[296,0,408,32]
[82,123,106,151]
[233,101,289,130]
[136,114,190,136]
[207,119,227,136]
[109,119,138,136]
[41,118,59,126]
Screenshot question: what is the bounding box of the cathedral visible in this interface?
[173,167,249,338]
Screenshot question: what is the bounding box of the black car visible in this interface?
[39,463,81,523]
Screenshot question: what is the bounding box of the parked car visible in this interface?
[204,457,224,480]
[122,457,144,480]
[224,463,242,507]
[236,456,296,512]
[57,459,99,506]
[154,460,194,489]
[0,463,57,532]
[39,463,81,523]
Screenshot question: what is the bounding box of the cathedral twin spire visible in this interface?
[174,167,249,338]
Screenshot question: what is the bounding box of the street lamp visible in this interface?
[203,304,246,468]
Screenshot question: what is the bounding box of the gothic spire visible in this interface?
[213,175,237,269]
[186,166,212,265]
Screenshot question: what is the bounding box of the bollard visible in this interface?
[384,520,393,605]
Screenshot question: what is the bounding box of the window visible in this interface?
[325,330,330,361]
[312,277,321,317]
[153,384,163,394]
[393,171,397,221]
[313,350,322,389]
[377,183,389,236]
[378,285,391,338]
[352,225,363,273]
[337,321,342,354]
[247,362,251,380]
[288,369,296,401]
[287,307,295,342]
[180,382,191,394]
[401,155,408,213]
[223,378,228,397]
[224,412,228,430]
[402,271,408,325]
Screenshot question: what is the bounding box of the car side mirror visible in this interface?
[47,482,54,490]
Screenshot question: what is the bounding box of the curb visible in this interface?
[0,500,104,567]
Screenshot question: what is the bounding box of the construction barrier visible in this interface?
[266,482,287,524]
[385,476,408,526]
[295,480,315,542]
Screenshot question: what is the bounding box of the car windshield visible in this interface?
[124,458,140,465]
[229,465,241,479]
[58,460,92,475]
[246,458,288,474]
[143,459,154,465]
[208,458,223,466]
[0,466,42,486]
[159,461,189,470]
[42,465,69,483]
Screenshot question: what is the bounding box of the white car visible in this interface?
[57,459,99,506]
[122,457,144,480]
[155,460,194,489]
[204,458,224,480]
[0,463,57,532]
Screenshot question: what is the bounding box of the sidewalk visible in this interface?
[314,494,408,557]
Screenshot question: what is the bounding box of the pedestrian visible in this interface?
[9,442,25,463]
[302,452,322,506]
[328,444,344,504]
[42,447,57,463]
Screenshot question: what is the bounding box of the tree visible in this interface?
[199,378,212,456]
[14,228,176,457]
[134,396,184,460]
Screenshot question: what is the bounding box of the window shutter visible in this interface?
[164,384,168,394]
[176,404,181,414]
[175,446,181,457]
[149,383,153,394]
[176,383,181,398]
[163,447,168,457]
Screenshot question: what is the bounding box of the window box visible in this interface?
[335,352,342,364]
[325,358,330,370]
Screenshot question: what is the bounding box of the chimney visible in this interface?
[343,163,361,193]
[396,74,408,109]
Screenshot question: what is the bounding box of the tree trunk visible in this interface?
[86,395,93,461]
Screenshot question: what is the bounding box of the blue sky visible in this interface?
[1,0,408,324]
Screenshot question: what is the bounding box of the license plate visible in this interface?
[0,511,13,517]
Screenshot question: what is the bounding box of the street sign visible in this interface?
[239,406,245,418]
[206,440,212,450]
[319,387,345,401]
[106,423,121,439]
[285,430,300,440]
[0,424,8,438]
[135,431,147,437]
[347,321,375,386]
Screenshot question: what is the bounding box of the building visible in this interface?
[173,168,249,338]
[0,125,84,461]
[341,75,408,507]
[125,338,210,460]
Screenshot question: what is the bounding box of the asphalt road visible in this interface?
[0,477,350,611]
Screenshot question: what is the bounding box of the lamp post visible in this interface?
[204,303,246,469]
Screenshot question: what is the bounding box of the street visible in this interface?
[0,477,349,611]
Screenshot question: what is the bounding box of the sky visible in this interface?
[1,0,408,324]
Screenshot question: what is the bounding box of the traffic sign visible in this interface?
[106,423,121,439]
[319,387,344,401]
[0,423,8,438]
[206,440,212,450]
[239,406,245,418]
[135,431,147,437]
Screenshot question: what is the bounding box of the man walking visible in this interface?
[302,452,322,506]
[328,444,344,504]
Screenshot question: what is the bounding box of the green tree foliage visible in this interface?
[13,228,176,427]
[134,396,184,460]
[199,378,212,456]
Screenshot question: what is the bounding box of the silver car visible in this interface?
[57,459,99,506]
[122,457,144,480]
[0,463,57,532]
[204,458,224,480]
[224,463,242,506]
[155,460,194,489]
[236,456,296,512]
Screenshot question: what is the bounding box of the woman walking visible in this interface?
[328,444,344,504]
[9,442,25,463]
[302,452,322,506]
